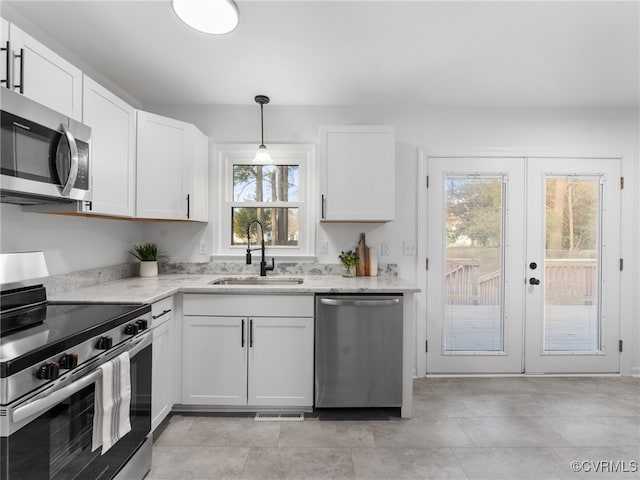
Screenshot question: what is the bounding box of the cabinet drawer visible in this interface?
[183,294,314,317]
[151,296,174,327]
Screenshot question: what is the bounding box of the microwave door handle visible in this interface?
[57,124,79,197]
[12,368,102,424]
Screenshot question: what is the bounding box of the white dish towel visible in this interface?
[92,351,132,454]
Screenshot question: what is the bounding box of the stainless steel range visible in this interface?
[0,253,152,480]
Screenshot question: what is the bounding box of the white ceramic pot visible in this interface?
[139,261,158,277]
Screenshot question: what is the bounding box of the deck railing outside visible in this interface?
[445,258,597,305]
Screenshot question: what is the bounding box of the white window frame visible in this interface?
[211,143,316,258]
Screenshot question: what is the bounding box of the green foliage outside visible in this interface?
[232,164,299,246]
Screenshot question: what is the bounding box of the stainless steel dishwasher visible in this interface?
[315,294,403,407]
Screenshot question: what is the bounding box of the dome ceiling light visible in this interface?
[172,0,239,35]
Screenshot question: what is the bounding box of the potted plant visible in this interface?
[338,250,358,277]
[129,243,168,277]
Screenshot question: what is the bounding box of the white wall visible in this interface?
[0,204,144,275]
[146,103,640,375]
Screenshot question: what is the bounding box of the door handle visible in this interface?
[529,278,540,285]
[249,319,253,348]
[241,319,245,348]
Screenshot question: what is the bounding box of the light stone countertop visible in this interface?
[49,274,420,304]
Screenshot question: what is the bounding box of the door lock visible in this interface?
[529,278,540,285]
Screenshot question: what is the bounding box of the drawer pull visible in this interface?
[152,309,172,320]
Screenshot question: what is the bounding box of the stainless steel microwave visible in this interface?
[1,88,91,205]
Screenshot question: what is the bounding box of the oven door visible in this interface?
[0,334,151,480]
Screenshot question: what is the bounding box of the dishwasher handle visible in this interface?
[319,298,400,307]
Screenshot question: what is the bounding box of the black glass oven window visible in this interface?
[0,111,58,183]
[49,386,98,479]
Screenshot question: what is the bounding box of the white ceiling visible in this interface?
[5,1,640,108]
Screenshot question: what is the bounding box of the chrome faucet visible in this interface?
[246,220,275,276]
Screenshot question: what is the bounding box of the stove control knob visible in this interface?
[36,362,60,380]
[96,336,113,350]
[135,319,148,331]
[59,353,78,369]
[124,324,139,335]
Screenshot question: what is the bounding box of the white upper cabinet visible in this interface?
[136,111,188,220]
[6,22,82,121]
[82,76,136,217]
[1,18,8,88]
[184,125,209,222]
[319,125,395,222]
[137,111,209,221]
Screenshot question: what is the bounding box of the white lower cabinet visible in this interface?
[151,296,175,431]
[182,316,247,405]
[182,294,314,408]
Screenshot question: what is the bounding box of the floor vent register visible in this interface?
[255,412,304,422]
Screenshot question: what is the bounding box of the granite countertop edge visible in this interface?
[49,274,421,305]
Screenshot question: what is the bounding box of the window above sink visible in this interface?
[211,144,316,258]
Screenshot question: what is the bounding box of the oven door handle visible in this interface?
[12,332,151,424]
[13,369,101,423]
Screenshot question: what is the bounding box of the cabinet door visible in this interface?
[248,317,314,407]
[136,111,188,219]
[182,316,247,405]
[184,125,209,222]
[9,23,82,121]
[82,76,136,217]
[1,18,8,88]
[152,318,173,431]
[319,125,395,222]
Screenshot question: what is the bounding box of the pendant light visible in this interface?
[254,95,272,164]
[172,0,239,35]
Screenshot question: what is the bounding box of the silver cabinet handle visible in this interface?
[1,41,11,89]
[57,124,79,197]
[320,298,400,307]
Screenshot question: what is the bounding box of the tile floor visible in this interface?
[147,377,640,479]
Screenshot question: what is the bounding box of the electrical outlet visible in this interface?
[380,241,390,256]
[403,240,416,256]
[318,241,328,255]
[199,240,207,255]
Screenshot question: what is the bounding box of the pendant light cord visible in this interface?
[260,103,265,147]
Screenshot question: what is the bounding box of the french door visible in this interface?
[426,157,621,374]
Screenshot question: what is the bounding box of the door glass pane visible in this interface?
[444,176,504,351]
[544,176,600,351]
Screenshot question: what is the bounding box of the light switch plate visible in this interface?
[199,240,207,255]
[380,241,390,256]
[318,241,328,255]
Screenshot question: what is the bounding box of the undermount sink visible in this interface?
[209,277,304,286]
